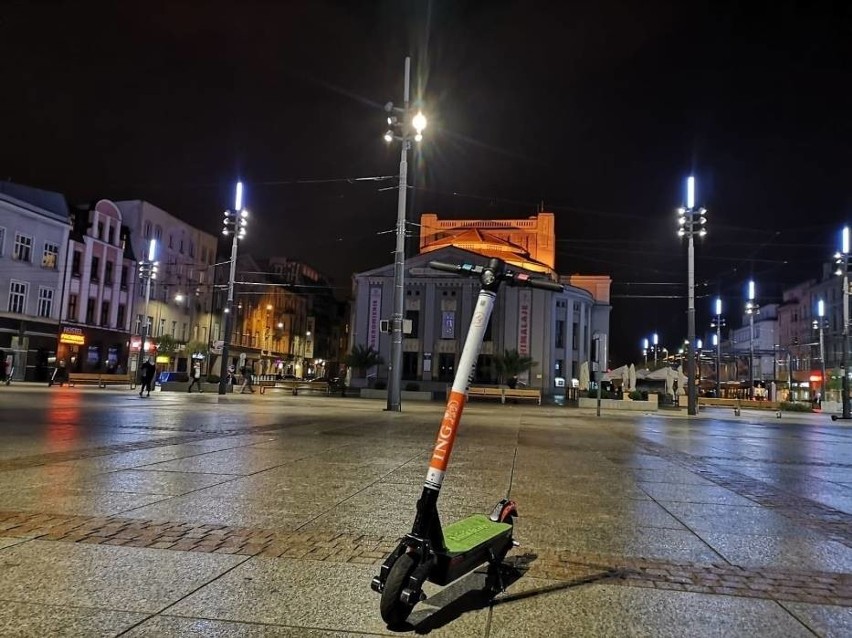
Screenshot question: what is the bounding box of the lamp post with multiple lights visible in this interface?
[745,280,760,400]
[833,226,851,419]
[677,176,707,416]
[383,56,427,412]
[813,299,828,405]
[710,297,725,398]
[137,239,158,358]
[218,182,248,395]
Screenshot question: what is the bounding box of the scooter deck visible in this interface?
[442,514,512,554]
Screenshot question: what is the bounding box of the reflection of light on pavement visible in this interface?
[45,392,82,452]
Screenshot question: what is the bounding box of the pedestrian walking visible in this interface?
[138,357,155,397]
[188,362,203,393]
[239,364,255,394]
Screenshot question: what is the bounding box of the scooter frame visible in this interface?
[371,257,563,623]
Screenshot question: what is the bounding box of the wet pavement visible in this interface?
[0,384,850,637]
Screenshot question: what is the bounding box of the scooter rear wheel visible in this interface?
[380,552,418,625]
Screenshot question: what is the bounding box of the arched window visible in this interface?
[155,226,163,240]
[143,221,151,239]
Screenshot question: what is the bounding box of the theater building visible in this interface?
[350,212,611,396]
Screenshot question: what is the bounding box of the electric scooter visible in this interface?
[371,257,563,625]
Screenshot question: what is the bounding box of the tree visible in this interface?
[494,349,536,387]
[345,344,384,377]
[185,340,207,358]
[155,334,178,357]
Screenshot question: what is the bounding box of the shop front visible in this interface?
[57,325,130,375]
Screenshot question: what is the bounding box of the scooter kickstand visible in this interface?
[486,548,507,593]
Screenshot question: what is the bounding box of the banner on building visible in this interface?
[368,287,382,351]
[518,289,531,384]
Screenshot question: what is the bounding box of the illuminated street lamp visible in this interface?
[642,337,649,367]
[218,181,249,395]
[834,226,851,419]
[710,297,726,397]
[745,280,760,400]
[653,332,659,365]
[677,176,707,416]
[813,299,828,405]
[383,56,427,412]
[137,239,159,355]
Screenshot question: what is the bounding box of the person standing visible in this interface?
[188,362,203,393]
[139,357,155,397]
[239,364,255,394]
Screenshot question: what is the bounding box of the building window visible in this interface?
[143,221,151,239]
[68,294,78,321]
[179,238,184,254]
[91,255,100,281]
[120,265,128,289]
[0,227,5,256]
[169,234,174,249]
[41,242,59,269]
[107,226,115,245]
[158,318,166,336]
[155,225,162,240]
[37,287,53,318]
[97,221,104,240]
[13,233,33,262]
[117,303,126,328]
[135,313,144,334]
[572,321,579,349]
[86,298,96,323]
[100,301,110,327]
[104,261,114,286]
[8,280,27,314]
[72,250,82,277]
[555,319,565,349]
[189,241,195,258]
[405,309,420,337]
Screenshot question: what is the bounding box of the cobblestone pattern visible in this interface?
[0,422,291,472]
[1,510,849,606]
[618,434,852,547]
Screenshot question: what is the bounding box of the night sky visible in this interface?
[2,1,851,364]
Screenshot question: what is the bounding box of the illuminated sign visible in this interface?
[60,327,85,346]
[155,355,170,364]
[809,374,822,383]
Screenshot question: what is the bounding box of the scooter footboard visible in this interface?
[428,525,513,586]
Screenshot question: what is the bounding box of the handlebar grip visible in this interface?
[512,272,564,292]
[428,261,463,273]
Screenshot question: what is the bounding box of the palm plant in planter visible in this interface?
[494,349,537,388]
[344,345,385,386]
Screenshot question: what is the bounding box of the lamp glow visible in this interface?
[843,226,850,255]
[748,280,755,301]
[234,181,243,211]
[147,239,156,261]
[412,111,427,132]
[653,333,658,346]
[818,299,825,318]
[715,297,722,316]
[686,176,695,209]
[643,338,649,349]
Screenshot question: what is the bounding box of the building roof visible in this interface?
[0,180,70,222]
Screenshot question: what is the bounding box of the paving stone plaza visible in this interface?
[0,385,849,636]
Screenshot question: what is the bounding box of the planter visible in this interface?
[577,396,658,411]
[159,381,233,393]
[359,389,434,401]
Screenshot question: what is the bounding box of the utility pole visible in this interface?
[711,297,725,398]
[745,280,760,400]
[383,57,427,412]
[137,239,158,367]
[834,227,851,419]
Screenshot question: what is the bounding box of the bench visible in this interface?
[466,386,504,401]
[259,381,330,395]
[66,373,133,388]
[502,388,542,405]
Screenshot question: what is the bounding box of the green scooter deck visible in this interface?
[442,514,512,554]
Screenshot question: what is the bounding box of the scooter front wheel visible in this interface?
[380,552,418,625]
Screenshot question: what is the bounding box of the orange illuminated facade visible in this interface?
[419,212,556,276]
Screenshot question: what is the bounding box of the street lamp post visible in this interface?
[677,176,707,416]
[815,299,827,404]
[642,338,649,367]
[218,182,248,395]
[745,280,760,400]
[653,332,659,365]
[383,56,427,412]
[137,239,159,362]
[834,227,851,418]
[710,297,725,398]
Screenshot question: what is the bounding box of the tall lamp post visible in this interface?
[833,226,851,419]
[814,298,828,405]
[653,332,659,365]
[383,56,427,412]
[218,181,248,395]
[710,297,725,398]
[745,279,760,400]
[137,239,159,358]
[642,338,649,367]
[677,176,707,416]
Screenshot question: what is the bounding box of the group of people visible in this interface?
[137,358,255,396]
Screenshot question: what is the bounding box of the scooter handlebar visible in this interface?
[428,260,564,292]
